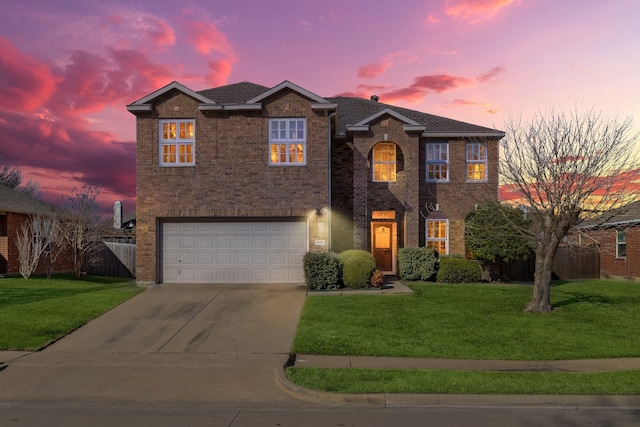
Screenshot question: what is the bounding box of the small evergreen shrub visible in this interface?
[436,256,482,283]
[397,247,438,281]
[303,251,342,290]
[340,250,377,289]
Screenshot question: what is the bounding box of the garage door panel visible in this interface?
[163,220,307,284]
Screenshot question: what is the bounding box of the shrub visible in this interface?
[340,250,377,289]
[397,247,438,281]
[303,251,342,290]
[436,256,482,283]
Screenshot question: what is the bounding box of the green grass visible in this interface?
[286,368,640,395]
[292,280,640,360]
[0,274,143,351]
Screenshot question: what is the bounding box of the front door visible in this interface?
[372,222,394,273]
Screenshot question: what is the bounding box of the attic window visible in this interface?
[381,119,389,128]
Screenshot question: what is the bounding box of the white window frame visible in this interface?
[466,142,487,182]
[616,230,627,258]
[426,219,448,254]
[269,118,306,166]
[426,142,449,182]
[159,119,195,167]
[372,142,397,182]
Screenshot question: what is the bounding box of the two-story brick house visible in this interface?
[127,80,503,285]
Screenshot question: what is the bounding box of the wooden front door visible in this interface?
[372,222,394,272]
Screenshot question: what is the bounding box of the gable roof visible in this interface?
[197,81,270,104]
[128,80,504,137]
[0,184,61,216]
[127,81,217,112]
[579,200,640,230]
[327,96,504,138]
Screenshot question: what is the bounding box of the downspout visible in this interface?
[328,111,336,251]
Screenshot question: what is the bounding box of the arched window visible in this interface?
[372,143,396,182]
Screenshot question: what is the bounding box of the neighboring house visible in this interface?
[127,80,504,284]
[577,200,640,280]
[0,184,73,276]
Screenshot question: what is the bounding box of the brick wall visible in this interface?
[134,89,331,283]
[419,138,500,255]
[3,212,74,276]
[586,226,640,279]
[341,116,500,257]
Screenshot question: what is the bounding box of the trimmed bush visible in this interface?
[397,247,438,281]
[340,250,377,289]
[303,251,342,290]
[436,256,482,283]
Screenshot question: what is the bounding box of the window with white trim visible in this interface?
[269,119,306,165]
[159,119,195,166]
[372,143,397,182]
[616,230,627,258]
[426,219,448,254]
[426,142,449,181]
[466,142,487,181]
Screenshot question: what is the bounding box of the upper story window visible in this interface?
[426,219,448,254]
[617,230,627,258]
[269,119,306,165]
[372,143,397,182]
[426,142,449,182]
[466,142,487,181]
[159,119,195,167]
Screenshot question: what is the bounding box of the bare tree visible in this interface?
[59,185,105,279]
[16,219,44,279]
[39,215,66,279]
[500,108,640,313]
[15,214,67,279]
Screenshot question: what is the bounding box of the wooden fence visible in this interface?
[84,242,136,278]
[504,246,600,282]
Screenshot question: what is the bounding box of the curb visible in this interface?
[276,367,640,408]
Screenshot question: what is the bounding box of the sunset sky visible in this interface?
[1,0,639,213]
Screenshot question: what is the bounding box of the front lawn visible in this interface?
[289,279,640,394]
[292,279,640,360]
[0,274,143,351]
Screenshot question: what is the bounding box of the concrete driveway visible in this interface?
[0,283,309,405]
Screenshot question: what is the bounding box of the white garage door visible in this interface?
[162,221,308,283]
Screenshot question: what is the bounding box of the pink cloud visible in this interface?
[447,98,499,114]
[108,13,176,49]
[357,52,407,80]
[412,74,473,93]
[358,60,392,80]
[205,59,235,87]
[184,21,232,56]
[477,66,505,82]
[426,14,441,24]
[46,48,175,119]
[444,0,518,23]
[342,65,504,105]
[0,37,58,113]
[0,111,136,210]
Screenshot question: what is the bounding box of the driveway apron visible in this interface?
[0,283,309,405]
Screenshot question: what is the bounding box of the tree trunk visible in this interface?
[525,244,557,313]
